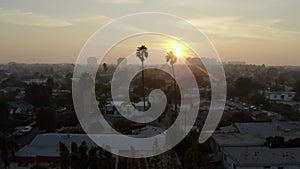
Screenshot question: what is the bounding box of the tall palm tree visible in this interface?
[165,50,178,114]
[136,45,148,111]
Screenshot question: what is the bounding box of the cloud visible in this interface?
[102,0,142,4]
[188,16,300,41]
[69,15,112,26]
[0,8,72,27]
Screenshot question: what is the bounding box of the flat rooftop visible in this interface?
[224,147,300,167]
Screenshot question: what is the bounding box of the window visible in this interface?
[224,154,227,161]
[264,166,271,168]
[233,164,236,169]
[278,167,284,169]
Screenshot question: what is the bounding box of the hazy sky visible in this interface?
[0,0,299,65]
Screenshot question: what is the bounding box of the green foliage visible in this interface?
[70,142,80,169]
[267,103,300,121]
[78,141,88,169]
[266,137,300,148]
[0,100,9,131]
[59,142,70,169]
[112,118,132,134]
[285,138,300,148]
[266,136,285,148]
[30,164,48,169]
[0,132,18,169]
[59,142,113,169]
[235,77,254,97]
[254,113,272,122]
[294,80,300,100]
[25,83,52,107]
[36,107,57,132]
[251,93,269,107]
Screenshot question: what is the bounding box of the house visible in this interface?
[211,133,265,161]
[10,133,166,169]
[223,147,300,169]
[10,134,114,169]
[264,91,296,102]
[8,100,34,116]
[211,122,300,162]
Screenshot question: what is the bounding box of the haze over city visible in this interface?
[0,0,300,65]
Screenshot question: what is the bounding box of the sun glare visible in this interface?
[167,42,187,58]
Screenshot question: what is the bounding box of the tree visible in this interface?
[266,136,285,148]
[0,133,18,169]
[88,147,100,169]
[294,80,300,100]
[46,77,55,89]
[183,142,201,169]
[70,142,80,169]
[30,164,48,169]
[59,142,70,169]
[251,93,269,107]
[0,100,9,131]
[103,63,108,74]
[79,141,88,169]
[235,77,254,97]
[112,118,132,134]
[36,107,57,132]
[165,50,178,113]
[25,83,52,107]
[136,45,148,111]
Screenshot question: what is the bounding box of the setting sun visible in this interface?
[173,44,183,57]
[167,42,187,58]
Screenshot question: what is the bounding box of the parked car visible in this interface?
[15,126,32,136]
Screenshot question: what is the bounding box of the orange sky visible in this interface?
[0,0,299,65]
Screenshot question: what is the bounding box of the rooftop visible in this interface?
[224,147,300,167]
[212,133,265,147]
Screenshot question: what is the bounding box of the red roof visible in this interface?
[10,156,35,163]
[10,156,60,163]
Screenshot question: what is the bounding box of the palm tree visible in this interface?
[165,50,178,114]
[136,45,148,111]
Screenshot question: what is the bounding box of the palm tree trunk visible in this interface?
[171,65,178,113]
[142,61,146,111]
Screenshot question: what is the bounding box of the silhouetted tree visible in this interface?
[0,100,9,131]
[30,164,48,169]
[25,83,52,107]
[0,133,18,169]
[70,142,80,169]
[136,45,148,111]
[235,77,258,97]
[36,107,57,132]
[59,142,70,169]
[165,50,178,113]
[103,63,108,74]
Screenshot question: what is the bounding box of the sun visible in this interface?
[173,44,183,57]
[167,42,187,58]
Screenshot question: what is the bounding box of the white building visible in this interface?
[223,147,300,169]
[264,91,296,102]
